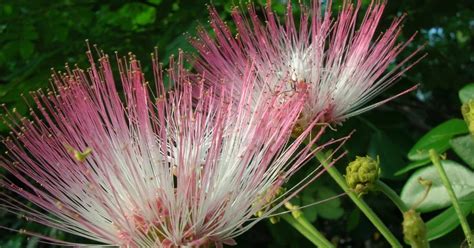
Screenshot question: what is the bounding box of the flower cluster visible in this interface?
[0,0,419,247]
[0,48,346,247]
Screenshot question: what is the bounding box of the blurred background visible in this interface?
[0,0,473,247]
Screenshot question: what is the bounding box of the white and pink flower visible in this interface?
[0,47,346,247]
[191,0,423,125]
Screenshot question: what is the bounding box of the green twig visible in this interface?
[281,214,334,247]
[314,151,403,247]
[429,149,473,247]
[375,180,409,213]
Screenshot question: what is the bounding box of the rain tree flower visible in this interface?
[0,47,347,247]
[191,0,424,125]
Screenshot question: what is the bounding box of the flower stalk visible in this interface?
[282,202,334,248]
[374,180,409,213]
[314,151,402,247]
[429,149,473,247]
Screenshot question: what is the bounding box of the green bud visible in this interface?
[345,155,380,196]
[284,201,302,219]
[291,122,305,138]
[64,144,92,162]
[254,186,286,223]
[74,147,92,162]
[462,100,474,135]
[255,210,264,218]
[403,209,428,248]
[269,216,280,224]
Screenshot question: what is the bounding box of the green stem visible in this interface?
[281,214,334,247]
[314,151,403,247]
[375,180,409,213]
[429,149,473,248]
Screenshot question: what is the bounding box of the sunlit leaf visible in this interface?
[426,197,474,241]
[450,135,474,169]
[407,119,468,161]
[401,160,474,212]
[394,159,431,176]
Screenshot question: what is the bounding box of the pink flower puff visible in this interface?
[0,47,347,247]
[191,0,424,126]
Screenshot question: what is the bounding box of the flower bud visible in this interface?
[462,100,474,135]
[284,201,302,219]
[402,209,428,248]
[64,144,92,162]
[269,216,280,224]
[345,155,380,196]
[254,187,286,224]
[291,123,305,138]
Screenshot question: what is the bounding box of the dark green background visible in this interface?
[0,0,472,247]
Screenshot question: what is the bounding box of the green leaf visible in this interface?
[0,84,12,98]
[3,4,13,15]
[301,184,344,221]
[394,159,431,176]
[300,183,319,222]
[312,187,344,220]
[26,237,39,248]
[18,40,34,59]
[133,6,156,26]
[408,119,468,161]
[401,160,474,212]
[459,83,474,103]
[4,235,24,248]
[367,131,406,179]
[450,135,474,169]
[346,209,361,232]
[426,197,474,241]
[301,197,318,222]
[21,24,38,41]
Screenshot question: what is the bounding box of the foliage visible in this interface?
[399,84,474,244]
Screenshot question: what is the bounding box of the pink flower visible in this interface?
[0,47,347,247]
[191,0,423,125]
